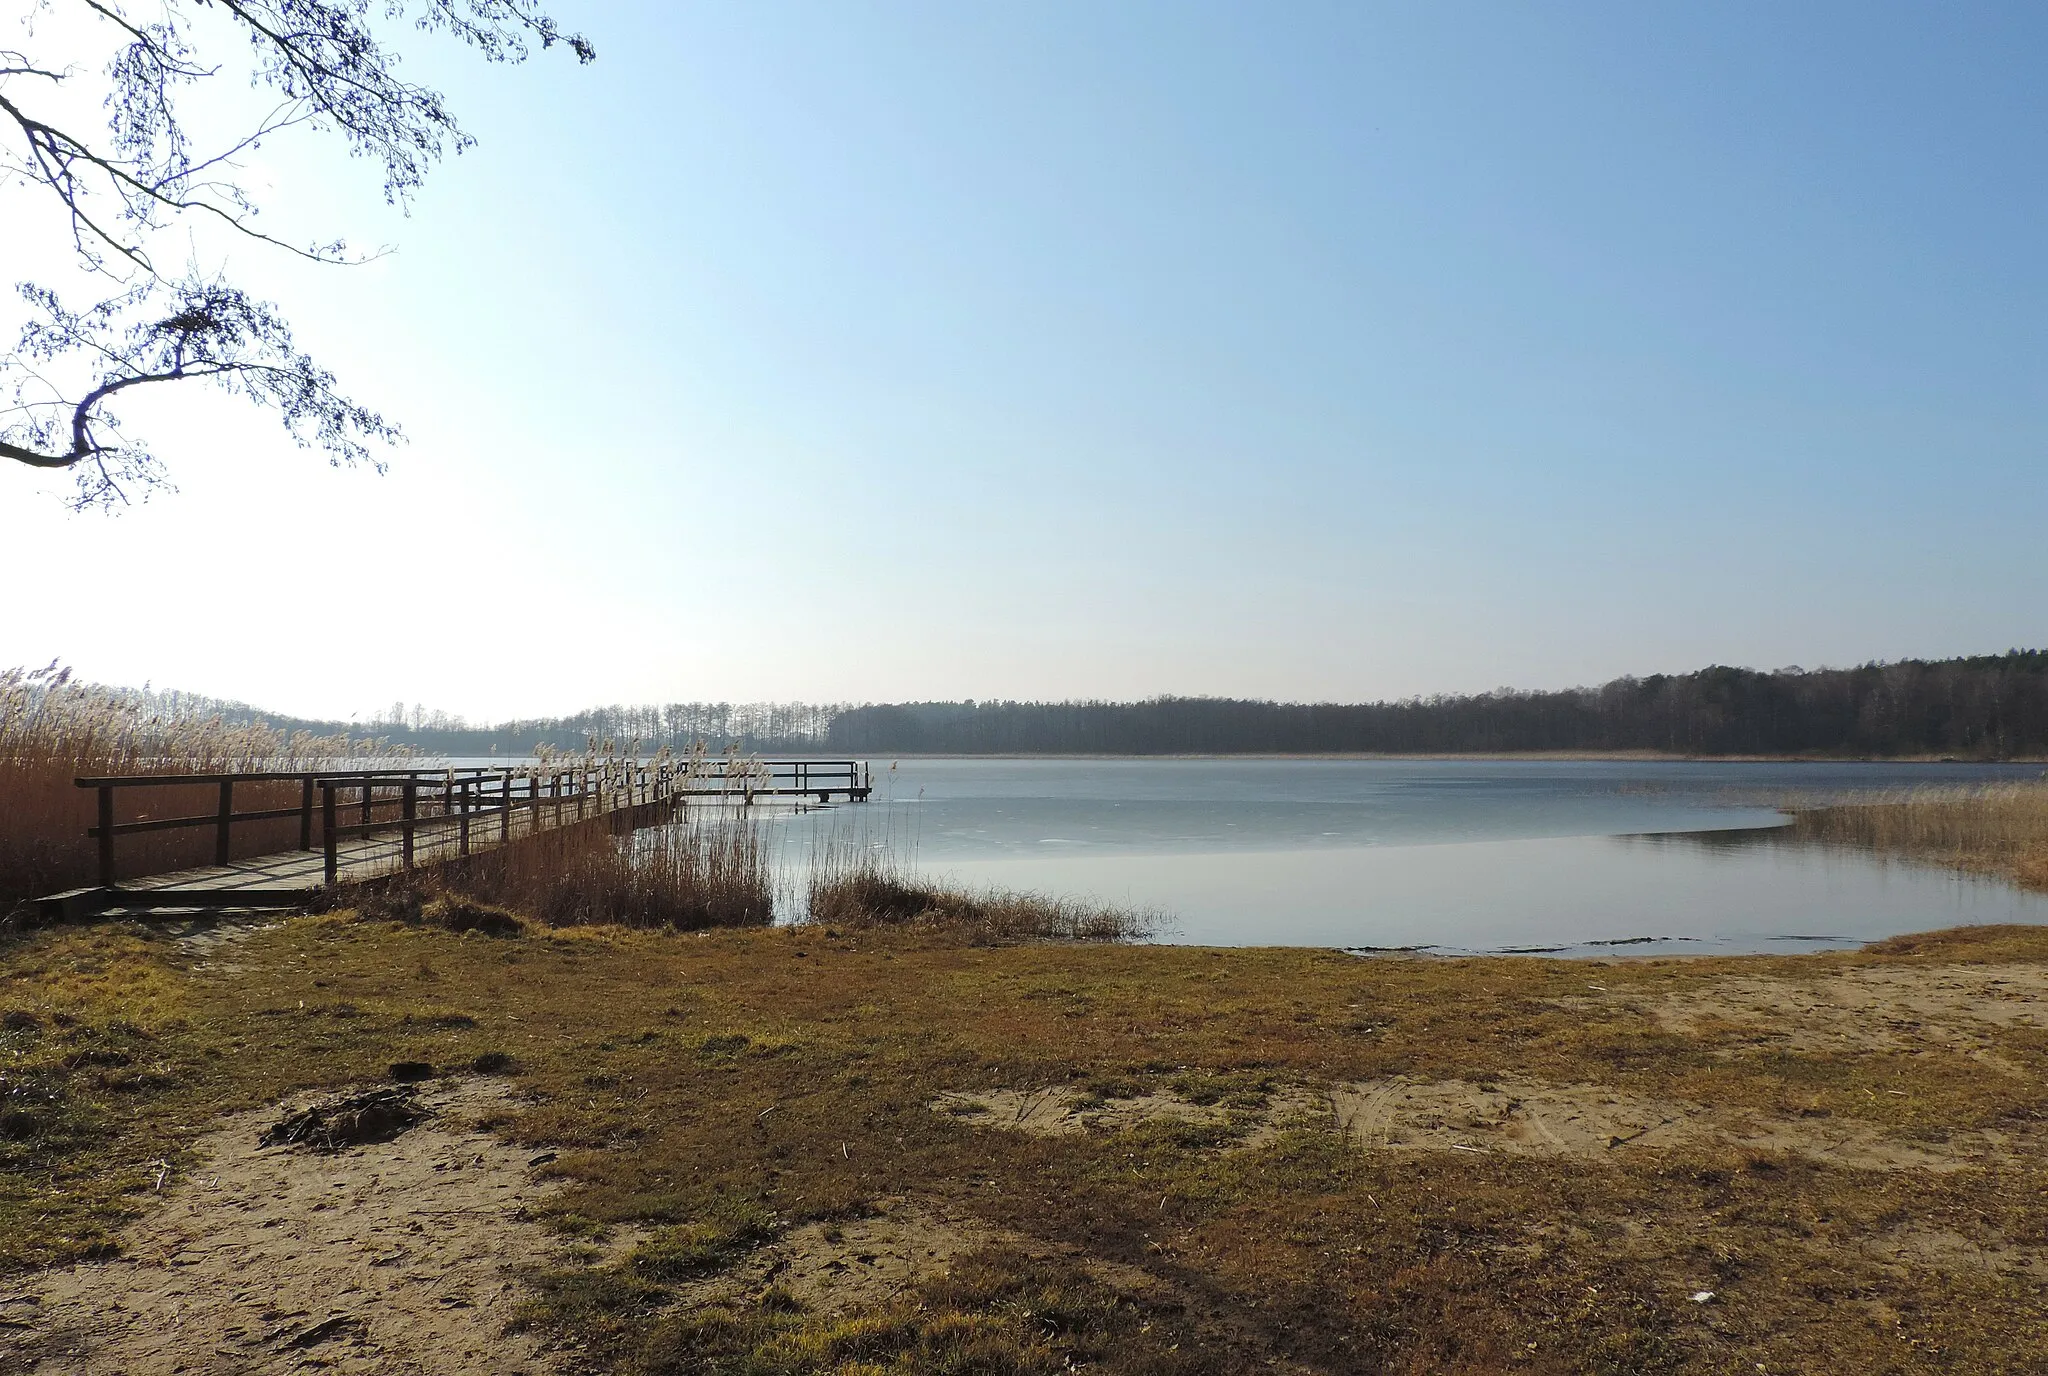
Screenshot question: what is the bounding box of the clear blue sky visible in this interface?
[4,1,2045,720]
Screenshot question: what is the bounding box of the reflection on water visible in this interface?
[920,829,2048,956]
[787,758,2048,955]
[875,756,2045,857]
[925,827,2048,958]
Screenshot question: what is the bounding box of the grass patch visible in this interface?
[637,1246,1219,1375]
[5,916,2048,1370]
[630,1198,779,1280]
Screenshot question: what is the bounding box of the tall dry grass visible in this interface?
[0,663,397,908]
[434,806,774,930]
[1789,781,2048,888]
[803,822,1152,942]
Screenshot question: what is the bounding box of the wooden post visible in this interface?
[215,779,234,865]
[501,770,512,841]
[553,771,563,827]
[98,785,115,887]
[361,780,373,825]
[402,780,417,868]
[322,783,338,886]
[299,776,315,851]
[459,781,471,856]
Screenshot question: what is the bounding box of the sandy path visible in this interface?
[1324,1076,2018,1169]
[1613,961,2048,1071]
[1,1079,572,1376]
[942,1073,2030,1169]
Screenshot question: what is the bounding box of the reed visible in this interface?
[804,825,1152,942]
[1788,780,2048,887]
[435,806,775,930]
[0,664,395,910]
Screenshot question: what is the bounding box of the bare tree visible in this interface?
[0,1,592,508]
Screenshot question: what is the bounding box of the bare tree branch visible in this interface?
[0,0,591,507]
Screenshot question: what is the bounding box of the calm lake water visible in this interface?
[787,758,2048,955]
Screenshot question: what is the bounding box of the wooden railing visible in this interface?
[76,758,872,889]
[317,767,617,886]
[745,759,873,801]
[77,766,490,887]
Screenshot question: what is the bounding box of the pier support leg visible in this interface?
[98,786,115,887]
[323,785,338,886]
[216,780,234,866]
[402,782,417,869]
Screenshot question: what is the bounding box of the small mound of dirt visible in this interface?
[429,897,524,937]
[351,886,525,937]
[259,1086,430,1152]
[389,1060,437,1083]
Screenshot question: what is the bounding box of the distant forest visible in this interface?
[826,651,2048,757]
[164,650,2048,759]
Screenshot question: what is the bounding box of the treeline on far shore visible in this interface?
[64,650,2048,760]
[826,652,2048,758]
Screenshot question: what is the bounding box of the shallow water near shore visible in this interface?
[799,757,2048,955]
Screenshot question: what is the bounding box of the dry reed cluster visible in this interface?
[804,828,1152,942]
[432,807,775,931]
[1789,780,2048,888]
[0,664,396,910]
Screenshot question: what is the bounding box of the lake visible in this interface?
[783,757,2048,955]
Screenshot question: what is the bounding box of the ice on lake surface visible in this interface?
[786,757,2048,955]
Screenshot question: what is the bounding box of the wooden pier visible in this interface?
[36,758,870,920]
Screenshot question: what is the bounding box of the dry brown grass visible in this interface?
[10,916,2048,1372]
[0,664,398,910]
[1788,780,2048,887]
[429,806,775,931]
[805,830,1152,942]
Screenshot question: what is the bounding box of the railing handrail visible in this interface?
[76,766,505,787]
[309,769,529,785]
[78,759,868,787]
[79,757,872,889]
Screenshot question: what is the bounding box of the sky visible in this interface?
[3,1,2046,722]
